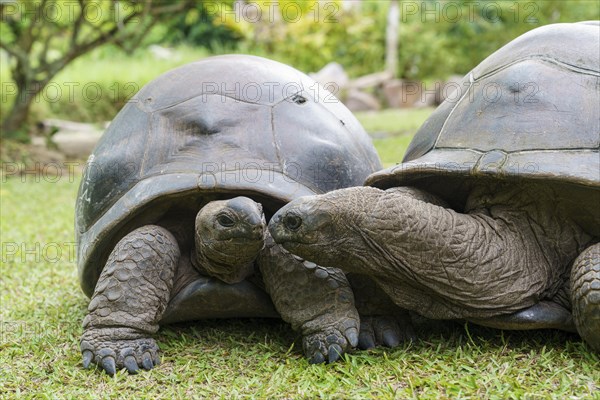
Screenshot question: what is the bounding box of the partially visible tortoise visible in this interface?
[76,55,394,375]
[269,22,600,351]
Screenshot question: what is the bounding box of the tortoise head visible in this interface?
[268,187,385,271]
[194,196,266,283]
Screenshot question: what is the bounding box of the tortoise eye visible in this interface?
[283,214,302,231]
[217,214,235,227]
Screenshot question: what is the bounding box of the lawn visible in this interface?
[355,108,434,167]
[1,163,599,398]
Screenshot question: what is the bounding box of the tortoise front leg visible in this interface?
[258,233,359,363]
[571,243,600,352]
[80,225,179,375]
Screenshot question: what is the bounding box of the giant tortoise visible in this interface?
[269,22,600,352]
[76,55,392,375]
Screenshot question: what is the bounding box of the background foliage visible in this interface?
[200,0,598,79]
[1,0,599,130]
[163,0,600,79]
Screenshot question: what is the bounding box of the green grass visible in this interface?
[356,108,434,167]
[372,135,417,168]
[1,176,599,398]
[355,108,434,137]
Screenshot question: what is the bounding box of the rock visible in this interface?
[347,71,393,91]
[39,119,102,133]
[52,130,103,159]
[39,119,104,159]
[383,79,405,108]
[344,90,381,112]
[383,80,422,108]
[148,45,179,61]
[309,62,349,95]
[28,145,66,164]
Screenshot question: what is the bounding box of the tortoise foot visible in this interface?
[347,275,416,349]
[302,321,359,364]
[358,314,416,350]
[571,243,600,352]
[81,327,161,375]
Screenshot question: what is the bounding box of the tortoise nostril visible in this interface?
[283,214,302,231]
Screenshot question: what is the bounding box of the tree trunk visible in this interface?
[1,81,43,135]
[385,0,400,78]
[0,2,193,136]
[1,101,30,134]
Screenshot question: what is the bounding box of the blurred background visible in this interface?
[1,0,599,166]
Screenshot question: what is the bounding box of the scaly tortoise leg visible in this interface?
[571,243,600,352]
[80,225,179,375]
[258,233,359,363]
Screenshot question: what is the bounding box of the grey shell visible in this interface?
[76,55,381,297]
[366,22,600,235]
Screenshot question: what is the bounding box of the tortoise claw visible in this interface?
[82,350,93,369]
[382,329,401,348]
[327,344,343,363]
[152,352,161,366]
[345,327,359,348]
[101,356,116,376]
[358,331,376,350]
[141,352,154,370]
[309,352,325,364]
[303,325,357,364]
[80,329,161,375]
[375,317,401,348]
[124,356,139,374]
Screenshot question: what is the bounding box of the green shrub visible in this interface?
[231,1,386,77]
[222,0,599,79]
[1,1,598,126]
[0,45,209,125]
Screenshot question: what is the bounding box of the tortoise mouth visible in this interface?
[210,265,255,284]
[276,237,318,249]
[217,232,264,243]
